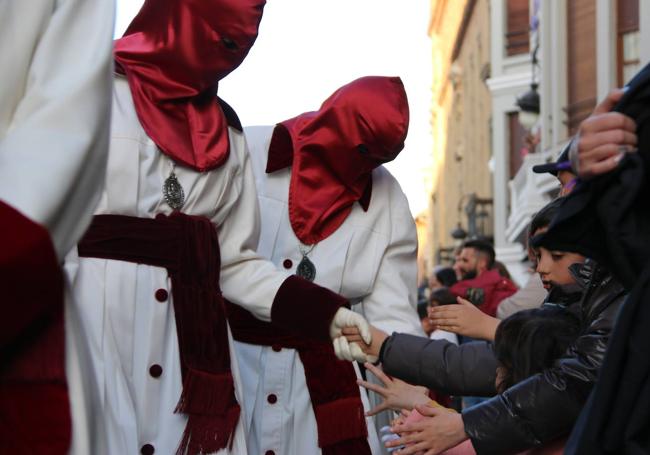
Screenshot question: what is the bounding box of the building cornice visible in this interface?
[486,71,533,95]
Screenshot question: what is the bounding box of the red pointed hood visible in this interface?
[267,76,409,244]
[114,0,265,171]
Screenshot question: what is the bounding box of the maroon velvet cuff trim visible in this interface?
[0,201,62,353]
[271,275,348,341]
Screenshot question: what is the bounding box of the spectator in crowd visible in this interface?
[390,305,581,455]
[493,260,512,280]
[538,66,649,454]
[430,267,458,291]
[450,240,518,317]
[497,143,579,320]
[343,197,627,454]
[431,198,585,342]
[418,301,435,337]
[427,288,459,344]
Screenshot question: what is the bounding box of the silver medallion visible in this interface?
[296,255,316,282]
[163,171,185,210]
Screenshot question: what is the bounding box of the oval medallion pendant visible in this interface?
[296,256,316,282]
[163,172,185,210]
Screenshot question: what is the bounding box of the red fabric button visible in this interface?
[271,344,282,352]
[141,444,155,455]
[283,259,293,269]
[149,364,163,378]
[267,394,278,404]
[155,289,168,302]
[265,451,275,455]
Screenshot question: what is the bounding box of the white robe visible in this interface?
[0,1,114,453]
[67,78,292,454]
[236,125,424,455]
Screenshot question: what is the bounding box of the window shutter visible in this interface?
[566,0,597,135]
[506,0,530,56]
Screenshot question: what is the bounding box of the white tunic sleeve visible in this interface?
[217,132,290,321]
[359,177,424,336]
[0,0,114,259]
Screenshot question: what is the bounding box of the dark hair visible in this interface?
[462,239,495,269]
[429,287,457,307]
[494,306,580,393]
[528,198,564,240]
[435,267,458,287]
[417,301,429,319]
[493,261,511,280]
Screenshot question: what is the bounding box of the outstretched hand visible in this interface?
[340,323,389,361]
[386,404,468,455]
[429,297,500,341]
[357,362,430,415]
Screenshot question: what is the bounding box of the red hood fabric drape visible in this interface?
[114,0,265,172]
[266,76,409,245]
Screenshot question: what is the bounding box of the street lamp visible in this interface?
[516,43,540,130]
[451,223,468,240]
[516,82,540,129]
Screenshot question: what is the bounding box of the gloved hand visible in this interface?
[333,336,371,363]
[329,307,371,342]
[330,307,372,362]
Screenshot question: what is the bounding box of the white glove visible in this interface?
[330,307,373,362]
[333,336,370,362]
[329,307,371,343]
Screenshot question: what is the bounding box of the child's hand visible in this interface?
[357,363,430,415]
[341,324,388,359]
[386,404,468,455]
[429,297,500,341]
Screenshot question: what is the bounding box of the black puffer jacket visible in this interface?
[380,262,626,454]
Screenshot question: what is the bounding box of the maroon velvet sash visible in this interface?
[226,302,371,455]
[78,213,239,455]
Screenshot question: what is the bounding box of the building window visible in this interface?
[505,0,530,56]
[508,112,528,179]
[565,0,597,135]
[617,0,640,85]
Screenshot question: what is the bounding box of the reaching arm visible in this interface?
[217,132,364,341]
[381,334,498,397]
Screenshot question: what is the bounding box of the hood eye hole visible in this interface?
[222,37,239,51]
[357,144,369,155]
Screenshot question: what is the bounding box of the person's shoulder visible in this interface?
[372,166,411,209]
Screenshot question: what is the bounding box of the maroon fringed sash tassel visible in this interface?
[226,302,371,455]
[78,213,239,455]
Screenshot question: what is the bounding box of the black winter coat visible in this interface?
[539,62,650,455]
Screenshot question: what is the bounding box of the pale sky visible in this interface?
[115,0,433,216]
